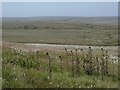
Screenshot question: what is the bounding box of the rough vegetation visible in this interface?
[2,17,118,88]
[2,46,118,88]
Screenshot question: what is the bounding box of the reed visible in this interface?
[96,57,99,77]
[36,51,40,70]
[65,48,69,70]
[75,49,80,75]
[84,47,94,75]
[112,59,115,80]
[88,47,94,75]
[59,56,63,74]
[46,52,52,79]
[105,51,109,75]
[71,51,75,77]
[100,48,105,80]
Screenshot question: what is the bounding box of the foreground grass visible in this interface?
[0,46,2,89]
[2,47,118,88]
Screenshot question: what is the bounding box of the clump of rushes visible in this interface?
[46,52,52,79]
[75,49,80,76]
[65,48,69,70]
[59,56,63,74]
[71,51,75,77]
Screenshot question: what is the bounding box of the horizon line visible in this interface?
[1,16,118,18]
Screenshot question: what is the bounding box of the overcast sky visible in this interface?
[2,2,118,17]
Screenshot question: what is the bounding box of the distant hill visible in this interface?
[2,16,117,23]
[2,16,118,29]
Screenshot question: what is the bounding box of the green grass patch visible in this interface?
[2,47,118,88]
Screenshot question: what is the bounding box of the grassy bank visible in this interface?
[2,46,118,88]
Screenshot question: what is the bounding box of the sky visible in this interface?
[1,0,119,2]
[2,2,118,17]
